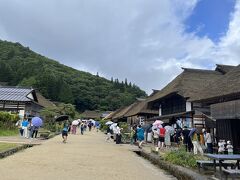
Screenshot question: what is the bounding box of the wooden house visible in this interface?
[147,67,226,129]
[193,64,240,152]
[0,86,55,117]
[124,97,158,125]
[110,104,136,123]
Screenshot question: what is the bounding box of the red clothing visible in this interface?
[159,128,166,137]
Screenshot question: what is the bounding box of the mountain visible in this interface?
[0,40,147,112]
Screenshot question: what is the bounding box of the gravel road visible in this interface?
[0,131,176,180]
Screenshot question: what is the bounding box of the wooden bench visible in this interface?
[197,160,235,172]
[222,169,240,180]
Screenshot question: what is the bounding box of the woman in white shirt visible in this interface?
[205,129,213,154]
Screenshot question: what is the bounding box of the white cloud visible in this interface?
[0,0,239,95]
[213,0,240,65]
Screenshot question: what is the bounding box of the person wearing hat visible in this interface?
[226,141,233,154]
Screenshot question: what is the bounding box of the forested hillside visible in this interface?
[0,40,146,111]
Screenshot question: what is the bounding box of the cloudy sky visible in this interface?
[0,0,240,94]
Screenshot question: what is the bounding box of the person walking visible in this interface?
[115,124,122,144]
[205,129,213,154]
[152,127,159,151]
[62,122,70,143]
[22,116,29,138]
[80,123,84,135]
[158,127,166,150]
[106,125,112,142]
[71,124,77,135]
[32,126,39,138]
[130,127,135,145]
[137,125,144,149]
[88,121,92,131]
[164,128,171,149]
[191,131,203,155]
[182,126,191,152]
[15,118,23,137]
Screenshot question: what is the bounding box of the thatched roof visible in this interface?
[81,110,102,119]
[124,98,158,117]
[148,68,223,103]
[215,64,236,74]
[193,64,240,102]
[111,104,136,120]
[36,92,56,108]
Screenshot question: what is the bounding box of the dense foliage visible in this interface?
[40,103,77,132]
[0,111,19,129]
[0,40,147,111]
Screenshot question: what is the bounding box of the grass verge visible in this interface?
[0,143,19,153]
[163,147,205,168]
[0,129,19,136]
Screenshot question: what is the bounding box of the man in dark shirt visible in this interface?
[182,126,192,152]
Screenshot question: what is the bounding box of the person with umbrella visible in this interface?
[106,124,113,142]
[71,120,79,135]
[31,117,43,138]
[189,128,203,155]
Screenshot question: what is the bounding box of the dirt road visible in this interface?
[0,131,176,180]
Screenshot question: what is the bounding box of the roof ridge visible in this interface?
[182,67,220,74]
[0,86,33,89]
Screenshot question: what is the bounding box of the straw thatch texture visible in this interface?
[36,92,56,108]
[193,65,240,101]
[111,103,137,120]
[124,99,158,117]
[148,68,223,103]
[215,64,236,74]
[81,110,102,119]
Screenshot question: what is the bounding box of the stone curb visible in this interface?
[139,150,209,180]
[0,144,34,159]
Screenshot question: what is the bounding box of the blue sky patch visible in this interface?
[185,0,236,42]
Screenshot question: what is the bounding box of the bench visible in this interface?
[222,168,240,180]
[197,160,235,172]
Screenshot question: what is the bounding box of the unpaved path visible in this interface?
[0,131,176,180]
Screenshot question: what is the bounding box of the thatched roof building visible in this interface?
[148,68,223,104]
[81,110,102,119]
[111,103,136,122]
[36,92,56,108]
[193,64,240,102]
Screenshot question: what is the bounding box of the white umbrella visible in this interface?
[153,120,164,126]
[72,120,79,126]
[105,121,113,125]
[110,123,117,130]
[164,125,174,135]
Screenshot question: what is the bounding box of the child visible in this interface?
[226,141,233,155]
[218,140,225,154]
[62,122,69,143]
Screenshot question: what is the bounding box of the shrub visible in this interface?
[99,119,108,132]
[164,147,199,168]
[0,111,19,129]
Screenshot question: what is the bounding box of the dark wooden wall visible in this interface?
[161,95,186,115]
[217,119,240,153]
[211,99,240,119]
